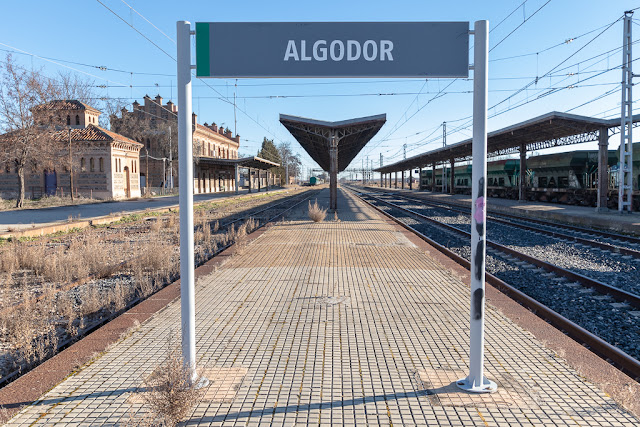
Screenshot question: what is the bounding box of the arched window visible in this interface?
[75,115,80,125]
[89,158,95,172]
[81,158,86,172]
[99,158,104,172]
[146,138,151,149]
[66,115,71,125]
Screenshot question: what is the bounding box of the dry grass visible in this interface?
[140,337,206,427]
[0,188,305,382]
[308,199,327,222]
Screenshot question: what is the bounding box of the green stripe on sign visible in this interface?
[195,23,210,77]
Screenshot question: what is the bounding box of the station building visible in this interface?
[111,95,245,194]
[0,100,142,200]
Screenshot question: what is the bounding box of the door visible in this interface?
[124,166,131,198]
[44,169,57,196]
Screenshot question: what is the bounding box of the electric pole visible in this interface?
[619,11,634,213]
[68,128,74,202]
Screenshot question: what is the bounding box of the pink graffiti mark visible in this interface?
[474,197,485,223]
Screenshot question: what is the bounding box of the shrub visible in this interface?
[308,199,327,222]
[141,338,206,427]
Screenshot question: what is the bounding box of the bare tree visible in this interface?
[0,55,58,207]
[53,71,95,105]
[277,141,302,185]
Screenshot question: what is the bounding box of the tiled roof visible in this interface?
[51,125,142,146]
[32,100,101,113]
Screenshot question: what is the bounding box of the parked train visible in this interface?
[309,176,325,186]
[419,144,640,210]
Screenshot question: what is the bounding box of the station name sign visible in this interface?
[196,22,469,78]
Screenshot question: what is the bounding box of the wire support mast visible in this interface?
[619,11,635,213]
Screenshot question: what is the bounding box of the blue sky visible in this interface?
[0,1,637,176]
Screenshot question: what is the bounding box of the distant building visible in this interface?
[0,100,142,199]
[111,95,241,193]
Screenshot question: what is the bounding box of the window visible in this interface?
[75,115,80,125]
[81,158,86,172]
[4,164,9,174]
[99,158,104,172]
[66,115,71,125]
[146,138,151,149]
[89,158,95,172]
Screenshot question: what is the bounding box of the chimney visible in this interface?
[234,135,240,143]
[192,112,197,127]
[211,123,218,132]
[218,126,224,135]
[225,128,232,138]
[155,94,163,105]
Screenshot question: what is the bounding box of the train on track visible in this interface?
[419,143,640,210]
[309,176,325,186]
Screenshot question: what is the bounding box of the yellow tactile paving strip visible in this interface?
[6,189,638,426]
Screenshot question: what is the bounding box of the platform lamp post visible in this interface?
[177,20,208,387]
[457,20,497,394]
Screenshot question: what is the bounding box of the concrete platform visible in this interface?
[5,188,638,426]
[371,186,640,236]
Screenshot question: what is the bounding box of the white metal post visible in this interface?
[177,21,199,383]
[457,20,497,393]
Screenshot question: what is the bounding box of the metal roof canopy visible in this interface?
[279,114,386,172]
[375,111,624,173]
[198,156,280,170]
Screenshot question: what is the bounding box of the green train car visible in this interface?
[419,144,640,210]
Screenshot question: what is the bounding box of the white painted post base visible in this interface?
[456,376,497,393]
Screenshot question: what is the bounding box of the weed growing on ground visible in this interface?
[308,199,327,222]
[141,335,206,427]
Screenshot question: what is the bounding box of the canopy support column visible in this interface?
[329,132,338,211]
[450,158,455,194]
[234,164,239,194]
[409,168,413,190]
[519,143,527,202]
[432,163,436,192]
[596,127,609,212]
[401,170,405,189]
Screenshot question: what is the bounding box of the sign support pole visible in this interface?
[457,19,497,394]
[177,21,206,386]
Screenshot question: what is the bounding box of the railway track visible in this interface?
[345,185,640,380]
[388,191,640,255]
[0,188,321,387]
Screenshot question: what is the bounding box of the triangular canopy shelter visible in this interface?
[279,113,386,210]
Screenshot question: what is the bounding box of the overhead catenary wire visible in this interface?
[94,1,291,148]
